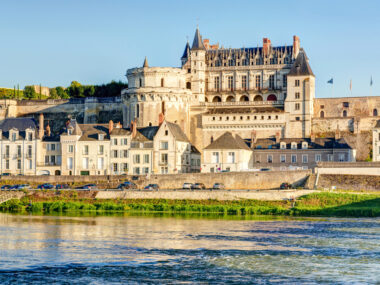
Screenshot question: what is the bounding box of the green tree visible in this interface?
[56,86,69,99]
[67,81,85,98]
[49,88,59,99]
[23,86,37,99]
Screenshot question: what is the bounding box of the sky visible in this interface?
[0,0,379,98]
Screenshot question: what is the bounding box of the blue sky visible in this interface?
[0,0,379,98]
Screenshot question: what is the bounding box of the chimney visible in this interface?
[275,131,281,143]
[131,120,137,138]
[38,113,44,139]
[45,124,51,137]
[263,38,271,56]
[203,39,210,49]
[335,125,341,140]
[109,120,114,134]
[158,112,165,126]
[293,35,300,58]
[251,130,257,147]
[116,122,122,129]
[310,131,316,143]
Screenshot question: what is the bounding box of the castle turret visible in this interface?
[189,27,206,102]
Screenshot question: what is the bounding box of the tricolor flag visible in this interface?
[327,78,333,84]
[370,76,373,86]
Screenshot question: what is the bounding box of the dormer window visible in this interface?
[68,129,73,135]
[280,142,286,149]
[27,132,33,141]
[302,142,308,149]
[98,134,104,141]
[11,132,17,142]
[291,142,297,149]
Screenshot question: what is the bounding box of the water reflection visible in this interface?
[0,213,379,284]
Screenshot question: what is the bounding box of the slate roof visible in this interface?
[191,145,201,154]
[131,131,150,142]
[143,57,149,68]
[288,48,314,76]
[166,121,190,142]
[205,132,251,151]
[0,117,37,132]
[138,126,159,140]
[191,27,206,50]
[181,41,190,59]
[110,128,131,136]
[77,124,109,141]
[251,137,352,150]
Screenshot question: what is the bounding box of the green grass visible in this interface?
[1,192,379,217]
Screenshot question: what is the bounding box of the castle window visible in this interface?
[270,58,275,65]
[233,116,236,120]
[247,116,250,120]
[211,136,214,143]
[186,82,191,89]
[139,78,142,87]
[261,116,264,120]
[165,130,168,136]
[320,111,325,118]
[268,116,271,120]
[284,57,289,64]
[291,142,297,149]
[295,92,300,99]
[212,117,215,121]
[226,116,229,121]
[283,75,287,87]
[295,80,300,87]
[295,103,300,110]
[161,78,164,87]
[187,69,191,73]
[241,75,247,90]
[374,109,378,116]
[228,59,234,66]
[256,58,261,65]
[280,142,286,149]
[296,117,300,121]
[302,142,308,149]
[267,155,273,163]
[214,76,220,91]
[227,76,234,91]
[320,105,324,109]
[136,104,140,117]
[342,110,347,117]
[242,59,248,66]
[343,102,349,108]
[255,75,261,89]
[254,116,257,120]
[275,115,278,119]
[269,75,275,89]
[281,155,286,163]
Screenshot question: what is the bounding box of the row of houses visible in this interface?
[0,115,355,176]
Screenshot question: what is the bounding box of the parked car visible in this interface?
[1,185,11,190]
[212,183,225,190]
[76,184,98,190]
[11,184,31,190]
[280,183,292,190]
[260,168,271,171]
[1,173,11,177]
[191,183,206,190]
[9,184,20,190]
[144,184,159,191]
[56,184,70,190]
[182,182,193,190]
[117,182,137,190]
[37,183,55,190]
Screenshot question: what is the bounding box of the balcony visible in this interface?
[159,161,168,166]
[200,100,284,107]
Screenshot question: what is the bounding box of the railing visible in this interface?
[199,100,284,107]
[159,161,168,166]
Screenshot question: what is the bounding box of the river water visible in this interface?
[0,213,379,284]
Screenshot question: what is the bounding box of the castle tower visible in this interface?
[189,27,206,102]
[284,47,315,138]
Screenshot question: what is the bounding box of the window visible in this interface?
[12,133,16,141]
[256,58,261,65]
[212,152,219,163]
[160,141,168,150]
[50,144,56,151]
[5,145,9,157]
[256,75,261,88]
[280,142,286,149]
[68,129,72,135]
[214,76,220,91]
[28,159,32,170]
[291,154,297,163]
[282,75,287,88]
[320,111,325,118]
[241,75,247,90]
[315,154,321,162]
[5,160,9,170]
[339,153,345,162]
[328,154,333,161]
[68,145,74,153]
[67,157,73,170]
[123,163,128,172]
[139,78,142,87]
[28,132,33,141]
[17,146,21,157]
[134,154,141,164]
[113,163,118,172]
[280,155,286,163]
[296,117,300,121]
[143,167,149,174]
[161,78,164,87]
[295,103,300,110]
[122,138,127,145]
[227,76,234,91]
[374,109,378,116]
[302,142,308,149]
[27,145,32,157]
[343,102,349,108]
[98,134,104,141]
[113,138,118,145]
[267,155,273,163]
[144,154,149,163]
[45,155,49,165]
[227,152,235,163]
[98,157,104,170]
[82,157,89,169]
[83,145,89,155]
[343,110,347,117]
[98,145,104,155]
[165,130,168,136]
[134,167,140,175]
[295,92,300,99]
[113,150,118,158]
[186,82,191,89]
[160,153,168,164]
[269,75,275,89]
[17,159,21,170]
[302,154,308,163]
[291,142,297,149]
[295,79,300,87]
[123,150,128,158]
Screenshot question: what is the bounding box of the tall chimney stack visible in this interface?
[293,35,300,58]
[45,124,51,137]
[275,131,281,143]
[310,131,316,143]
[38,113,44,139]
[131,120,137,138]
[263,38,271,56]
[251,130,257,147]
[109,120,114,134]
[158,113,165,126]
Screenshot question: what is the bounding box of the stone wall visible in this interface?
[317,174,380,191]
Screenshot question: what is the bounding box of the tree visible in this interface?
[56,86,69,99]
[23,86,37,99]
[49,88,59,99]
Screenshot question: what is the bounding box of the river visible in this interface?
[0,213,379,284]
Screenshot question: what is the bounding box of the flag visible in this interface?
[370,76,373,86]
[327,78,333,84]
[350,79,352,91]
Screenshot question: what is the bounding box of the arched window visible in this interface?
[254,95,263,101]
[240,95,249,102]
[212,96,222,102]
[161,78,164,87]
[186,82,191,89]
[139,78,142,87]
[374,109,378,116]
[320,111,325,118]
[205,97,208,102]
[267,94,277,101]
[343,110,347,117]
[210,136,214,143]
[226,95,235,102]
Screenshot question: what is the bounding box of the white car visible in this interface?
[182,182,193,189]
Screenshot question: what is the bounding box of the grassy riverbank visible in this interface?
[0,192,379,217]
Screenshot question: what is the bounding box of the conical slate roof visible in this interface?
[191,27,206,50]
[181,41,190,59]
[288,48,314,76]
[143,57,149,68]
